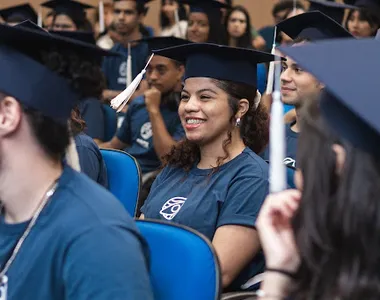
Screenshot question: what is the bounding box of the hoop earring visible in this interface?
[235,118,241,127]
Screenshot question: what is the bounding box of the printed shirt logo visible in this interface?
[284,157,296,168]
[119,61,127,77]
[140,122,152,140]
[160,197,187,220]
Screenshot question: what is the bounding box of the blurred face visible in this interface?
[53,14,77,31]
[162,0,179,20]
[227,10,247,38]
[280,56,323,107]
[187,12,210,43]
[44,14,54,30]
[146,56,184,94]
[347,10,375,38]
[179,78,233,145]
[113,0,141,35]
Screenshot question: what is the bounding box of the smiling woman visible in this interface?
[140,43,277,292]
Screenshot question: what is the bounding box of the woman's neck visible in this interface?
[229,37,238,47]
[197,130,246,169]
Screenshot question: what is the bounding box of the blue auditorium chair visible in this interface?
[100,149,141,216]
[136,220,221,300]
[102,104,117,142]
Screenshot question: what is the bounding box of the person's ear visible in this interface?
[0,96,22,137]
[332,144,346,175]
[236,98,249,119]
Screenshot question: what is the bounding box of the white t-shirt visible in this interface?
[160,20,188,39]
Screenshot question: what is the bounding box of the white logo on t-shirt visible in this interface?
[160,197,187,220]
[140,122,152,140]
[119,61,127,77]
[284,157,296,168]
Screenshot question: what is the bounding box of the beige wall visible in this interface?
[1,0,284,31]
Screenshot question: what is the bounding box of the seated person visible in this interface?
[141,43,277,292]
[70,108,108,188]
[0,4,38,25]
[262,11,353,168]
[101,37,188,175]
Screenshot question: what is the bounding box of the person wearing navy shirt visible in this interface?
[101,37,188,175]
[102,0,151,101]
[0,22,153,299]
[262,11,353,168]
[141,43,278,292]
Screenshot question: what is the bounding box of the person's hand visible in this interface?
[145,87,162,114]
[256,190,301,272]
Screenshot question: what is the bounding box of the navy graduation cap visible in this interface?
[307,0,357,24]
[182,0,230,13]
[0,3,38,24]
[0,21,117,123]
[277,11,353,41]
[354,0,380,10]
[153,43,278,88]
[41,0,94,17]
[132,36,192,53]
[279,38,380,155]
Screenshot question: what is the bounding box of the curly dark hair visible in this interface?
[163,79,269,172]
[1,46,102,161]
[70,107,86,136]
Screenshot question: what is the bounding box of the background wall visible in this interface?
[0,0,285,31]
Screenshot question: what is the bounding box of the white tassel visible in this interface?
[99,1,105,34]
[265,26,277,95]
[269,58,286,193]
[38,8,43,27]
[111,54,154,112]
[66,122,81,172]
[253,91,262,110]
[126,43,132,87]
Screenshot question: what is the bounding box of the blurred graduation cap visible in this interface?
[153,43,278,89]
[354,0,380,10]
[132,36,192,53]
[179,0,230,21]
[277,11,353,41]
[41,0,94,13]
[307,0,357,24]
[0,20,117,122]
[0,3,38,24]
[279,38,380,155]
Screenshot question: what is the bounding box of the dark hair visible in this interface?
[160,0,187,29]
[225,5,253,49]
[113,0,146,15]
[5,47,103,161]
[163,80,269,172]
[345,8,380,36]
[187,9,227,45]
[272,0,305,19]
[291,99,380,299]
[53,10,93,32]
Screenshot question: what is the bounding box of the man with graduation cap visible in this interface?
[41,0,94,31]
[101,36,187,179]
[102,0,152,101]
[0,22,153,299]
[262,11,353,169]
[0,3,38,25]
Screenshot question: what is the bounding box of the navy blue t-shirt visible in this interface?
[0,166,153,300]
[142,148,269,291]
[262,123,298,168]
[78,97,105,141]
[102,42,149,91]
[116,95,184,174]
[75,133,108,188]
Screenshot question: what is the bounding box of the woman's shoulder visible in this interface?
[235,148,269,178]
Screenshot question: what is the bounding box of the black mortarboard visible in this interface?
[0,4,38,24]
[0,21,117,122]
[41,0,94,21]
[182,0,230,13]
[153,43,278,89]
[354,0,380,10]
[131,36,192,53]
[307,0,357,24]
[279,38,380,155]
[277,11,353,41]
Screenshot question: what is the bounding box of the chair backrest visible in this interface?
[136,220,221,300]
[102,104,117,142]
[100,149,141,216]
